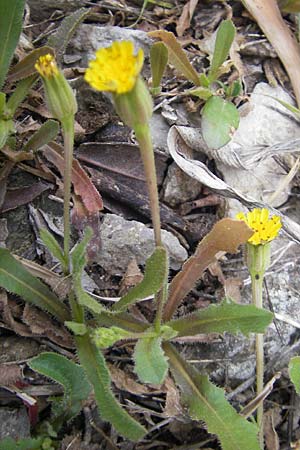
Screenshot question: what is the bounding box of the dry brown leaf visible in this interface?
[163,218,253,320]
[0,290,32,336]
[264,408,280,450]
[163,376,183,418]
[22,304,74,349]
[0,364,22,386]
[224,277,243,303]
[109,364,155,396]
[242,0,300,107]
[176,0,199,37]
[119,259,143,296]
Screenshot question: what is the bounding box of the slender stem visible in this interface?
[61,115,74,272]
[134,124,162,247]
[251,271,264,449]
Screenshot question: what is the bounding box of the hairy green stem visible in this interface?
[251,272,264,449]
[134,124,162,247]
[61,116,74,272]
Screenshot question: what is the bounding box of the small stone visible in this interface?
[0,407,30,440]
[162,162,203,207]
[97,214,188,275]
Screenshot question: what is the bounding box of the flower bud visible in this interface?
[35,54,77,122]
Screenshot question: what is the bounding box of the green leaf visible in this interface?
[134,335,168,384]
[201,96,239,149]
[0,0,25,89]
[266,95,300,119]
[65,321,87,335]
[150,42,168,95]
[76,333,146,440]
[165,343,260,450]
[112,246,168,312]
[148,30,201,86]
[47,8,89,64]
[189,86,213,101]
[289,356,300,394]
[0,118,14,149]
[167,299,273,337]
[23,119,60,153]
[0,437,43,450]
[6,75,38,116]
[208,19,236,82]
[39,227,66,271]
[0,93,6,116]
[29,352,91,420]
[0,248,69,322]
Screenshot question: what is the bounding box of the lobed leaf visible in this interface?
[148,30,200,86]
[163,218,253,320]
[112,246,168,312]
[29,352,91,420]
[289,356,300,394]
[167,299,273,337]
[201,96,239,149]
[165,343,260,450]
[208,20,236,82]
[0,248,69,322]
[0,0,25,89]
[134,335,168,384]
[76,333,146,440]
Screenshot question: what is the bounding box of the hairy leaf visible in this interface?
[148,30,200,86]
[134,335,168,384]
[29,352,91,420]
[289,356,300,394]
[209,20,236,82]
[150,42,168,94]
[0,0,25,89]
[7,46,55,82]
[165,343,260,450]
[201,96,239,149]
[112,246,168,312]
[47,8,89,63]
[163,218,252,320]
[39,228,66,270]
[76,333,146,440]
[168,299,273,337]
[23,120,59,153]
[0,248,69,322]
[6,75,38,116]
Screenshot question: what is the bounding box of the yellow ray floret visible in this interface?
[236,208,282,246]
[84,41,144,94]
[35,54,58,78]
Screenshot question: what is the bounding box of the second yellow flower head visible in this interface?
[236,208,282,246]
[84,41,144,95]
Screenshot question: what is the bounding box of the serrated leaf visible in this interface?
[165,343,260,450]
[0,248,69,322]
[76,334,146,440]
[150,42,168,93]
[289,356,300,394]
[201,96,239,149]
[0,0,25,89]
[209,20,236,82]
[134,335,168,384]
[168,299,273,337]
[7,46,55,82]
[47,8,89,64]
[29,352,91,420]
[65,321,87,335]
[112,246,168,312]
[148,30,200,86]
[23,120,59,153]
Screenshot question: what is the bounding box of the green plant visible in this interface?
[0,24,275,450]
[148,19,241,149]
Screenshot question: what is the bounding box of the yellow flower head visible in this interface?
[84,41,144,94]
[236,208,282,246]
[35,54,58,78]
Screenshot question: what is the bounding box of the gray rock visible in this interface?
[0,407,30,440]
[162,162,203,207]
[69,25,152,67]
[97,214,188,275]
